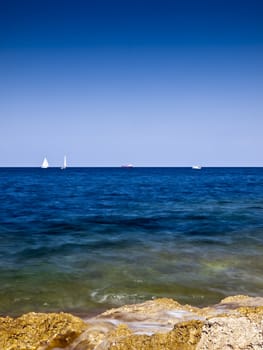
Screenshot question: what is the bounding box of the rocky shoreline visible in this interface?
[1,295,263,349]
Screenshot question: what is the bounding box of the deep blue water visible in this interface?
[0,167,263,316]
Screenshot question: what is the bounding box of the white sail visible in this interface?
[41,157,49,169]
[61,155,67,169]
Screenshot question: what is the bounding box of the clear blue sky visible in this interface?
[0,0,263,166]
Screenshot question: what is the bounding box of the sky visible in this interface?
[0,0,263,166]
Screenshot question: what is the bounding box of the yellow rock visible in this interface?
[0,312,87,350]
[106,320,203,350]
[1,296,263,349]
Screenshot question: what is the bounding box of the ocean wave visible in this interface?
[90,290,147,306]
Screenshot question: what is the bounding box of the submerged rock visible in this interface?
[1,296,263,349]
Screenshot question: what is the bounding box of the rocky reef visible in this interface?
[1,295,263,349]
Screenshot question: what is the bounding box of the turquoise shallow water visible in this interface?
[0,167,263,316]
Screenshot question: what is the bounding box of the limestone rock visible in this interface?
[197,316,263,350]
[1,296,263,349]
[0,312,87,350]
[106,320,203,350]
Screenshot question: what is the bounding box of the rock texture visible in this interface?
[1,295,263,349]
[0,312,87,350]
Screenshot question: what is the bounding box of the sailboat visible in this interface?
[61,156,67,170]
[41,157,49,169]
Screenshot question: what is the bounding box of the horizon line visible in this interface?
[0,166,263,168]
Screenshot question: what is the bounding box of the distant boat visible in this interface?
[192,165,202,170]
[121,164,134,168]
[41,157,49,169]
[61,155,67,170]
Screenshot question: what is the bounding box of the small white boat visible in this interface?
[41,157,49,169]
[192,165,202,170]
[61,155,67,170]
[121,164,134,168]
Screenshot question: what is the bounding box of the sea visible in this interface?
[0,167,263,316]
